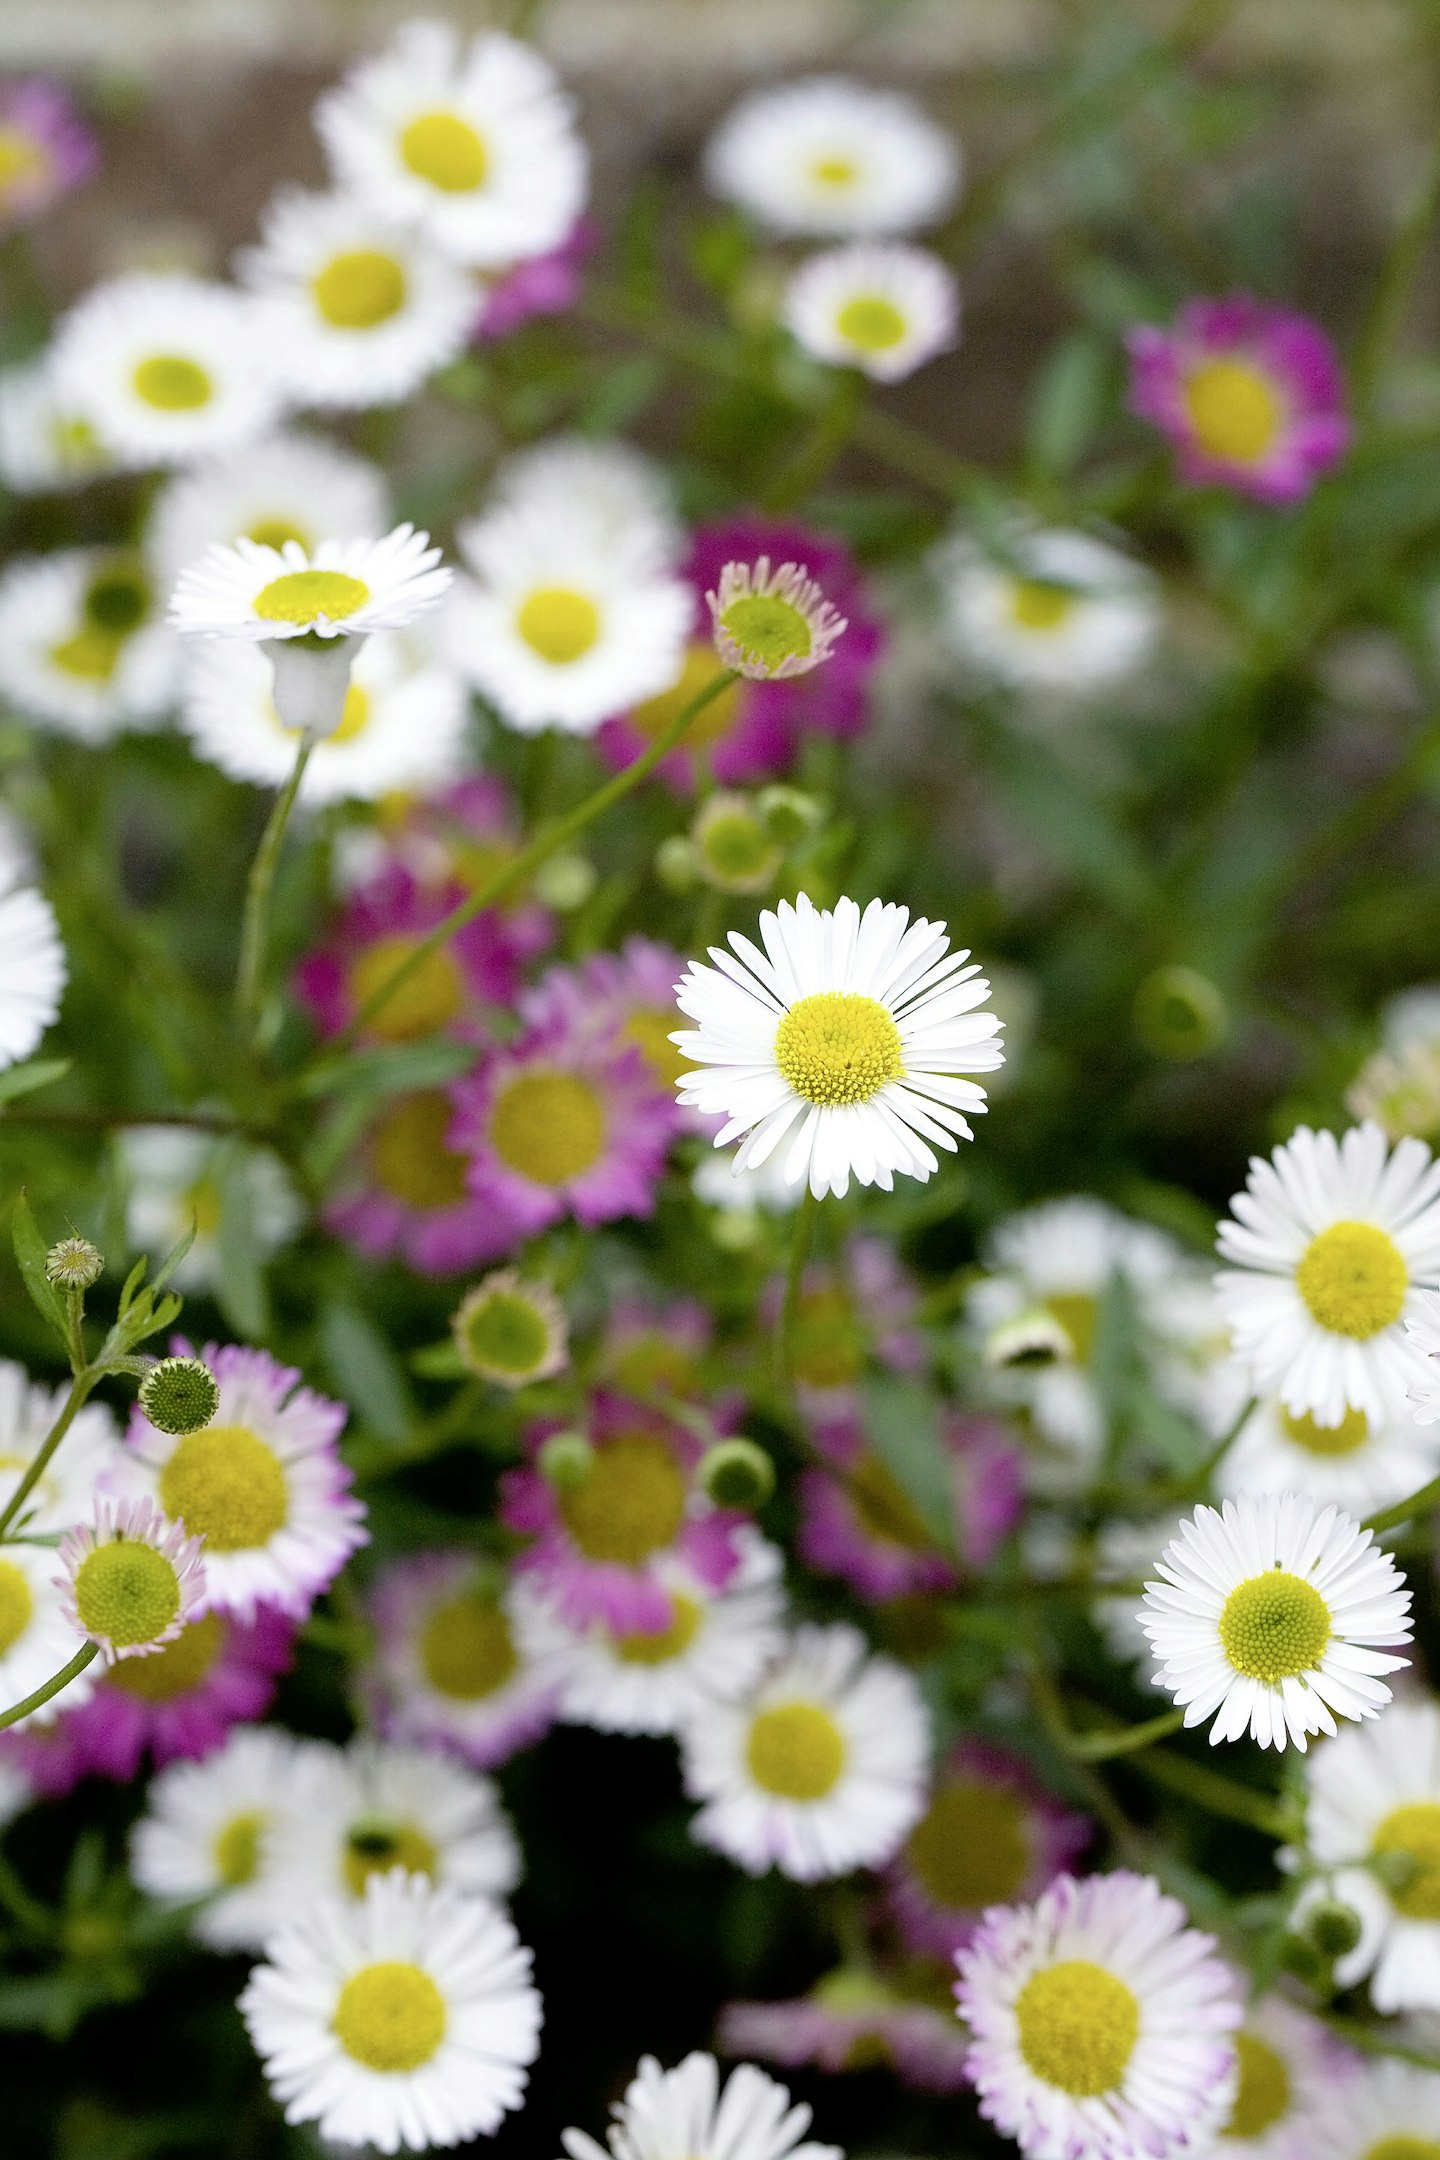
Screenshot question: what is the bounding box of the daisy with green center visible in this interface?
[783,243,958,382]
[0,359,113,493]
[1214,1122,1440,1426]
[453,1270,569,1389]
[1218,1390,1440,1515]
[704,77,960,238]
[0,1539,104,1726]
[679,1622,929,1880]
[954,1869,1242,2160]
[118,1127,301,1296]
[239,1868,542,2152]
[0,547,178,742]
[1139,1494,1412,1753]
[673,892,1003,1201]
[58,1496,207,1666]
[1306,2059,1440,2160]
[145,430,390,590]
[933,526,1159,695]
[708,559,847,682]
[1211,1993,1355,2157]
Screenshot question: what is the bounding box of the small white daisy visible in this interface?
[0,887,66,1073]
[704,77,960,238]
[679,1621,929,1881]
[1218,1390,1440,1515]
[933,526,1160,694]
[116,1126,302,1294]
[58,1495,208,1666]
[145,430,391,591]
[1214,1122,1440,1426]
[1139,1494,1412,1753]
[955,1869,1241,2160]
[50,274,280,470]
[782,243,958,381]
[485,436,682,567]
[0,548,179,742]
[0,1361,118,1533]
[1306,2058,1440,2159]
[1214,1992,1352,2157]
[674,892,1004,1201]
[239,1868,542,2153]
[361,1558,563,1770]
[169,525,450,645]
[239,189,475,412]
[561,2051,841,2160]
[0,1539,103,1726]
[0,358,113,492]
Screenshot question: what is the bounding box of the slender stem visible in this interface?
[774,1183,819,1395]
[235,733,315,1039]
[1067,1704,1188,1762]
[0,1371,95,1540]
[1129,1745,1293,1837]
[1364,1471,1440,1537]
[1315,2007,1440,2074]
[0,1640,98,1731]
[1352,134,1440,423]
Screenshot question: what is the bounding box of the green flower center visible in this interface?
[252,568,370,627]
[1045,1292,1098,1364]
[371,1091,471,1211]
[613,1592,702,1665]
[718,592,812,672]
[1009,578,1077,633]
[132,356,213,412]
[73,1540,182,1650]
[834,295,907,352]
[697,808,779,890]
[559,1433,687,1566]
[349,937,462,1043]
[312,249,407,330]
[159,1425,288,1553]
[1217,1568,1331,1685]
[1295,1221,1408,1339]
[400,111,489,192]
[1280,1404,1370,1457]
[516,587,602,666]
[333,1960,447,2072]
[110,1612,227,1700]
[1373,1802,1440,1919]
[1014,1960,1140,2098]
[489,1071,607,1188]
[905,1778,1030,1910]
[746,1701,847,1800]
[458,1290,551,1381]
[342,1817,437,1898]
[212,1809,265,1887]
[1184,359,1282,464]
[1223,2032,1291,2139]
[420,1595,518,1701]
[774,991,904,1107]
[0,1560,33,1655]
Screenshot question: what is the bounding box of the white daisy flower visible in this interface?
[561,2051,841,2160]
[239,1869,542,2153]
[933,526,1160,694]
[145,430,390,591]
[0,358,113,492]
[0,1539,103,1726]
[50,274,280,470]
[1215,1992,1352,2157]
[116,1126,302,1293]
[1306,2058,1440,2159]
[679,1621,929,1881]
[1214,1122,1440,1426]
[782,243,958,381]
[0,888,66,1074]
[0,1362,118,1533]
[692,1145,804,1216]
[954,1869,1241,2160]
[704,77,960,239]
[239,189,475,412]
[486,436,682,567]
[59,1495,208,1666]
[316,20,587,269]
[1139,1494,1412,1753]
[1218,1390,1440,1515]
[0,548,179,742]
[673,892,1004,1202]
[1092,1513,1188,1685]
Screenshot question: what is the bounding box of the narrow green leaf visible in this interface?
[9,1194,67,1343]
[117,1253,148,1318]
[149,1220,197,1297]
[1026,330,1113,480]
[0,1057,71,1107]
[859,1377,957,1553]
[321,1302,415,1444]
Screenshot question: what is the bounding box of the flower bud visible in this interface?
[984,1307,1074,1370]
[654,835,699,893]
[757,786,824,845]
[538,1430,594,1492]
[693,793,784,895]
[699,1436,775,1512]
[532,852,597,912]
[1133,965,1228,1062]
[138,1355,220,1437]
[45,1236,103,1291]
[1306,1897,1364,1958]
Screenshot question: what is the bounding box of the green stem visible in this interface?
[1315,2007,1440,2073]
[235,732,315,1040]
[1351,135,1440,423]
[0,1640,98,1731]
[1130,1745,1294,1837]
[0,1370,95,1540]
[0,1848,53,1937]
[1364,1471,1440,1536]
[774,1182,818,1395]
[1067,1704,1188,1762]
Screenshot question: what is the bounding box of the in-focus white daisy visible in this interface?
[561,2051,840,2160]
[59,1495,208,1666]
[955,1869,1241,2160]
[0,888,66,1074]
[50,274,279,470]
[116,1126,302,1293]
[782,243,958,382]
[0,1539,102,1725]
[145,430,390,591]
[1214,1122,1440,1426]
[680,1621,929,1880]
[0,358,113,492]
[239,1869,542,2153]
[1306,2057,1440,2159]
[1139,1494,1412,1752]
[674,893,1004,1201]
[1218,1390,1440,1515]
[240,189,475,412]
[933,526,1160,694]
[315,20,588,269]
[0,1361,118,1534]
[0,548,179,742]
[704,78,960,238]
[1213,1992,1352,2157]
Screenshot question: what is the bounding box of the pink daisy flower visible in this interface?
[295,868,504,1047]
[521,934,694,1100]
[719,1968,973,2093]
[59,1495,207,1665]
[472,217,597,343]
[501,1392,746,1634]
[326,1086,521,1277]
[766,1232,924,1414]
[0,81,98,232]
[597,516,884,789]
[1127,295,1350,504]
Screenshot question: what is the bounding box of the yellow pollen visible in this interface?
[774,991,903,1107]
[1184,359,1283,464]
[401,110,489,193]
[183,1176,223,1241]
[905,1778,1030,1909]
[1045,1292,1098,1364]
[212,1809,265,1887]
[1217,1568,1331,1685]
[846,1453,933,1551]
[420,1595,518,1701]
[333,1960,447,2073]
[370,1091,471,1211]
[0,1561,33,1656]
[1373,1803,1440,1919]
[489,1071,606,1188]
[1296,1221,1408,1339]
[49,628,123,682]
[342,1817,438,1898]
[110,1612,227,1701]
[719,592,811,672]
[1009,579,1077,633]
[247,516,311,554]
[792,1285,863,1388]
[1280,1404,1370,1457]
[1223,2033,1291,2140]
[131,355,213,412]
[312,249,407,330]
[1014,1960,1140,2098]
[812,154,858,188]
[560,1433,687,1566]
[159,1425,288,1553]
[253,568,370,627]
[349,937,463,1043]
[622,1008,692,1092]
[73,1539,181,1650]
[747,1701,847,1800]
[835,295,907,353]
[614,1592,702,1665]
[1366,2143,1440,2160]
[632,645,742,748]
[516,587,602,666]
[0,127,46,199]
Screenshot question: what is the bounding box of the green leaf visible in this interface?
[117,1254,148,1318]
[149,1221,197,1298]
[9,1193,67,1344]
[859,1377,957,1553]
[1026,331,1114,480]
[321,1302,415,1444]
[297,1035,475,1103]
[213,1146,267,1343]
[576,355,666,437]
[0,1056,70,1106]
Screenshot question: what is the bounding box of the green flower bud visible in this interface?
[532,852,597,912]
[138,1355,220,1437]
[1306,1897,1364,1958]
[692,793,784,895]
[654,835,700,893]
[1276,1931,1325,1985]
[757,786,824,845]
[45,1236,103,1291]
[699,1437,775,1513]
[1133,965,1228,1062]
[538,1430,594,1492]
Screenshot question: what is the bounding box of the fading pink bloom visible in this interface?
[0,81,97,231]
[472,218,596,342]
[1127,295,1349,504]
[719,1972,972,2093]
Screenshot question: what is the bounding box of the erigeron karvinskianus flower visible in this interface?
[0,78,96,231]
[673,893,1003,1201]
[933,526,1159,695]
[59,1496,207,1666]
[118,1127,301,1295]
[708,559,847,681]
[783,243,958,381]
[718,1970,972,2094]
[1304,2057,1440,2159]
[0,887,66,1073]
[145,430,390,590]
[0,1541,105,1726]
[704,77,960,238]
[239,1868,542,2153]
[0,1362,117,1531]
[1212,1992,1354,2157]
[452,1271,568,1388]
[562,2051,840,2160]
[1139,1494,1412,1752]
[954,1869,1241,2160]
[0,359,112,492]
[1217,1390,1440,1516]
[0,547,178,742]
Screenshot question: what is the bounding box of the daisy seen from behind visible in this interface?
[705,77,960,238]
[561,2050,840,2160]
[782,243,958,382]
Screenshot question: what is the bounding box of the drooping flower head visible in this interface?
[59,1495,207,1665]
[704,77,960,237]
[783,243,959,381]
[0,79,97,230]
[561,2051,841,2160]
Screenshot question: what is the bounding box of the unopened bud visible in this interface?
[538,1429,594,1492]
[699,1437,775,1512]
[45,1236,103,1291]
[139,1355,220,1437]
[655,835,699,893]
[1306,1897,1364,1958]
[692,793,784,895]
[532,852,596,912]
[1133,965,1228,1063]
[1277,1931,1325,1985]
[757,786,824,845]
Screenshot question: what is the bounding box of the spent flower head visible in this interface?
[58,1496,207,1665]
[138,1356,221,1437]
[707,557,847,681]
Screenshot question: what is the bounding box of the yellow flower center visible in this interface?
[905,1777,1030,1909]
[342,1816,438,1898]
[1045,1292,1098,1364]
[1366,2143,1440,2160]
[247,516,312,554]
[1280,1404,1370,1457]
[252,568,370,627]
[50,630,125,682]
[846,1453,932,1551]
[212,1809,266,1887]
[613,1591,702,1665]
[1222,2032,1290,2140]
[183,1176,223,1240]
[622,1009,691,1093]
[0,126,46,199]
[348,937,463,1043]
[516,587,602,666]
[312,249,408,330]
[1373,1803,1440,1919]
[333,1960,447,2073]
[1009,579,1077,633]
[1014,1960,1140,2098]
[489,1071,607,1188]
[458,1289,551,1380]
[774,991,904,1107]
[400,110,489,193]
[719,592,812,673]
[811,154,858,188]
[1184,359,1282,464]
[73,1539,182,1650]
[835,295,908,353]
[131,355,213,412]
[747,1701,847,1800]
[1217,1568,1331,1684]
[371,1091,471,1211]
[792,1285,863,1388]
[110,1611,227,1700]
[1295,1221,1408,1339]
[698,807,779,890]
[632,645,742,748]
[420,1595,518,1701]
[159,1425,288,1553]
[0,1560,33,1655]
[559,1433,687,1566]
